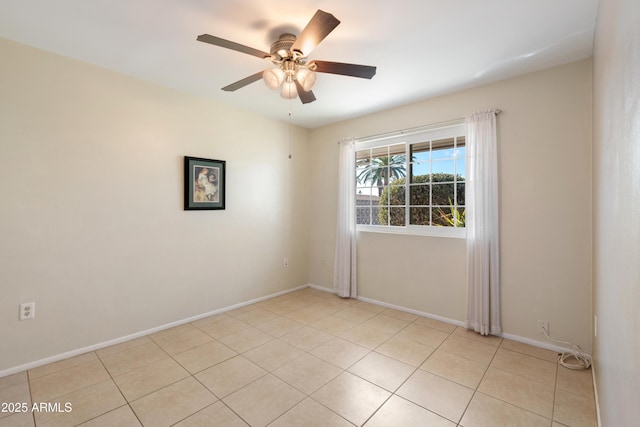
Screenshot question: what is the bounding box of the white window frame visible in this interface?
[355,122,467,239]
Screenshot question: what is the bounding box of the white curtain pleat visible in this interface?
[465,110,501,335]
[333,138,357,298]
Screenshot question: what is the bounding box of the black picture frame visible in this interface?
[184,156,226,210]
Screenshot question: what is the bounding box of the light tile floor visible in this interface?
[0,288,597,426]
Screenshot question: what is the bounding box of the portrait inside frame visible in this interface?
[184,156,226,210]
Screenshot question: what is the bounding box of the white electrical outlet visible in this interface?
[19,302,35,320]
[538,320,549,335]
[283,258,289,268]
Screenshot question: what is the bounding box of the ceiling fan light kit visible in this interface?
[197,10,376,104]
[263,68,284,90]
[262,33,319,98]
[281,80,297,99]
[296,69,317,92]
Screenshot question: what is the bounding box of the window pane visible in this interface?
[432,160,455,176]
[389,173,405,185]
[389,144,406,164]
[390,207,406,226]
[411,141,430,162]
[356,193,372,207]
[409,184,430,205]
[432,205,454,227]
[432,137,455,149]
[410,163,430,183]
[377,166,390,186]
[432,138,455,160]
[388,185,405,206]
[356,185,373,195]
[356,149,371,162]
[455,208,466,228]
[390,153,408,184]
[432,183,455,206]
[371,146,388,165]
[389,159,407,184]
[432,206,465,227]
[377,186,390,207]
[456,158,466,179]
[364,144,407,186]
[355,152,373,185]
[456,183,465,205]
[356,164,373,186]
[389,142,407,183]
[373,206,387,226]
[356,207,371,225]
[355,129,465,232]
[410,207,430,225]
[390,154,406,165]
[432,147,455,159]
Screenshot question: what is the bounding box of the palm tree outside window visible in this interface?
[355,131,466,230]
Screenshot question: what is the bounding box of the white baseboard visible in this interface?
[355,295,466,328]
[308,284,465,327]
[308,284,337,294]
[3,283,576,378]
[309,285,571,354]
[592,362,602,426]
[0,284,308,378]
[498,332,569,355]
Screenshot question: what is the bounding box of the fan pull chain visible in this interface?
[288,101,293,159]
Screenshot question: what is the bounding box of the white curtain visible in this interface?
[465,110,501,335]
[333,138,357,298]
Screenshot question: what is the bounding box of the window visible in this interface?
[355,123,466,237]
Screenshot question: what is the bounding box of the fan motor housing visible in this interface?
[270,33,296,59]
[195,9,376,104]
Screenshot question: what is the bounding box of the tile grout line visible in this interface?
[456,338,501,426]
[383,324,465,425]
[161,322,243,427]
[461,338,561,425]
[296,297,478,426]
[551,352,560,424]
[260,296,393,425]
[189,301,331,426]
[26,369,36,426]
[94,347,148,427]
[20,289,591,426]
[222,294,360,426]
[357,324,454,426]
[26,354,123,426]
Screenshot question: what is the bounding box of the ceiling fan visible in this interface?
[197,10,377,104]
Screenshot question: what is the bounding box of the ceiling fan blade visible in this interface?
[294,80,317,104]
[312,60,377,79]
[197,34,270,59]
[221,71,264,91]
[291,10,340,56]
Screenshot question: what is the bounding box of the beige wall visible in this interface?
[592,0,640,424]
[0,38,310,372]
[0,34,597,376]
[309,60,592,351]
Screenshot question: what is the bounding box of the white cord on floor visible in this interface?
[542,325,592,369]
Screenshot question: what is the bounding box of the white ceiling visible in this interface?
[0,0,599,128]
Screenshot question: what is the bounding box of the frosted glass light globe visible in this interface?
[263,68,284,90]
[280,80,297,99]
[296,69,317,92]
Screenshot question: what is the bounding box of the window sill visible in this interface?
[356,225,466,239]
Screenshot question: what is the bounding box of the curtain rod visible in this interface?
[342,109,501,144]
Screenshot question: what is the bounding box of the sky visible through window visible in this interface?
[357,143,465,196]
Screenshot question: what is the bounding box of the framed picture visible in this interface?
[184,156,226,210]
